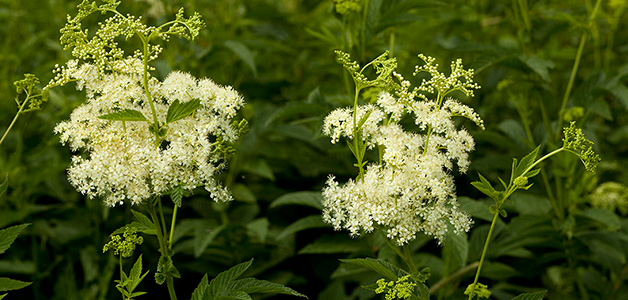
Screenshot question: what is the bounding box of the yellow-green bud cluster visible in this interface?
[375,275,416,300]
[464,282,491,299]
[103,227,143,258]
[562,122,601,173]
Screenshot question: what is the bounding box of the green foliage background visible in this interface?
[1,0,628,299]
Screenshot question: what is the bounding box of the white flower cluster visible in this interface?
[54,58,244,206]
[322,55,482,245]
[590,182,628,215]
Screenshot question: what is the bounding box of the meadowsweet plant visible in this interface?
[49,1,303,300]
[322,50,483,297]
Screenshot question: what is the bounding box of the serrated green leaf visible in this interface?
[0,224,29,255]
[191,274,209,300]
[170,186,186,208]
[130,210,156,235]
[471,173,499,201]
[514,146,540,179]
[218,290,252,300]
[230,278,307,298]
[99,109,147,121]
[269,192,323,210]
[166,99,201,124]
[155,256,180,285]
[0,277,31,292]
[510,290,547,300]
[128,255,148,292]
[339,258,409,280]
[276,215,329,241]
[208,259,254,297]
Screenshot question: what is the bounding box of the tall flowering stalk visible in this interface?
[322,50,483,276]
[50,1,246,299]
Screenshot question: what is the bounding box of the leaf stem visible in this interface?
[0,91,31,147]
[468,209,500,300]
[169,205,178,249]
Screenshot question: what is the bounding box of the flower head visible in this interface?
[322,53,482,245]
[55,59,245,206]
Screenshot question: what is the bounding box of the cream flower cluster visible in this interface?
[54,58,244,206]
[322,55,482,245]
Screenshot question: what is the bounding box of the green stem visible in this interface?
[380,230,416,273]
[140,40,161,131]
[169,205,178,249]
[555,0,602,139]
[403,245,418,274]
[166,277,178,300]
[556,35,585,139]
[0,92,30,147]
[423,92,444,155]
[468,209,500,300]
[430,261,479,294]
[147,200,177,300]
[360,0,369,62]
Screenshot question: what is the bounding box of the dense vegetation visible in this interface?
[1,0,627,299]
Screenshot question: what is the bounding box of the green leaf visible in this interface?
[579,207,621,230]
[170,185,186,207]
[514,146,540,179]
[471,173,500,201]
[246,218,269,244]
[0,224,29,255]
[166,99,202,124]
[510,290,547,300]
[269,192,323,210]
[128,255,148,292]
[224,40,258,78]
[130,210,157,235]
[208,259,254,297]
[443,231,468,274]
[518,55,554,82]
[0,293,6,299]
[98,109,147,121]
[0,277,31,292]
[232,184,257,203]
[194,223,226,258]
[276,215,329,241]
[0,175,7,197]
[155,256,180,285]
[339,258,408,280]
[356,109,374,131]
[191,274,209,300]
[299,235,370,254]
[230,278,307,298]
[218,290,252,300]
[241,159,275,181]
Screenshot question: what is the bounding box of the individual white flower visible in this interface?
[55,59,245,206]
